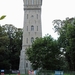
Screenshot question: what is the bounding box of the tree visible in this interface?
[2,24,23,70]
[26,35,64,70]
[0,25,10,69]
[0,24,23,70]
[0,16,22,69]
[53,17,75,71]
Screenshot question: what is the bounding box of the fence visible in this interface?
[0,70,75,75]
[36,70,75,75]
[36,70,54,75]
[0,70,20,75]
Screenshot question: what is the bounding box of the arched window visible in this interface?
[31,25,34,31]
[31,37,34,43]
[36,37,38,39]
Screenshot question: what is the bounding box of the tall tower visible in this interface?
[19,0,42,74]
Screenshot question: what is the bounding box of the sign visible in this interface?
[1,70,4,72]
[12,70,20,74]
[55,71,63,75]
[1,70,4,75]
[28,70,34,74]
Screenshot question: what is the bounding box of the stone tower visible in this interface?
[19,0,42,74]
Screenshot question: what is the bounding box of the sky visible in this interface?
[0,0,75,39]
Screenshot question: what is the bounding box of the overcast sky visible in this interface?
[0,0,75,39]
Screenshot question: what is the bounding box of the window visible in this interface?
[31,15,34,17]
[27,26,28,31]
[41,0,42,5]
[26,63,28,67]
[37,0,38,5]
[26,38,28,43]
[32,0,34,5]
[31,37,34,43]
[26,0,28,5]
[31,25,34,31]
[37,26,38,31]
[35,37,38,39]
[37,14,38,19]
[27,14,28,19]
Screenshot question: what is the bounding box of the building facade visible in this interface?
[19,0,42,74]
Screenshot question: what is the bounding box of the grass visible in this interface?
[5,74,27,75]
[4,73,74,75]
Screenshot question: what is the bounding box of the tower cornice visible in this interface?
[24,8,41,10]
[24,5,41,10]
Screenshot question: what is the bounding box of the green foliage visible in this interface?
[26,35,64,70]
[0,15,6,20]
[53,17,75,71]
[0,24,22,70]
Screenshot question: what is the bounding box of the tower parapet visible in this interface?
[23,0,42,6]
